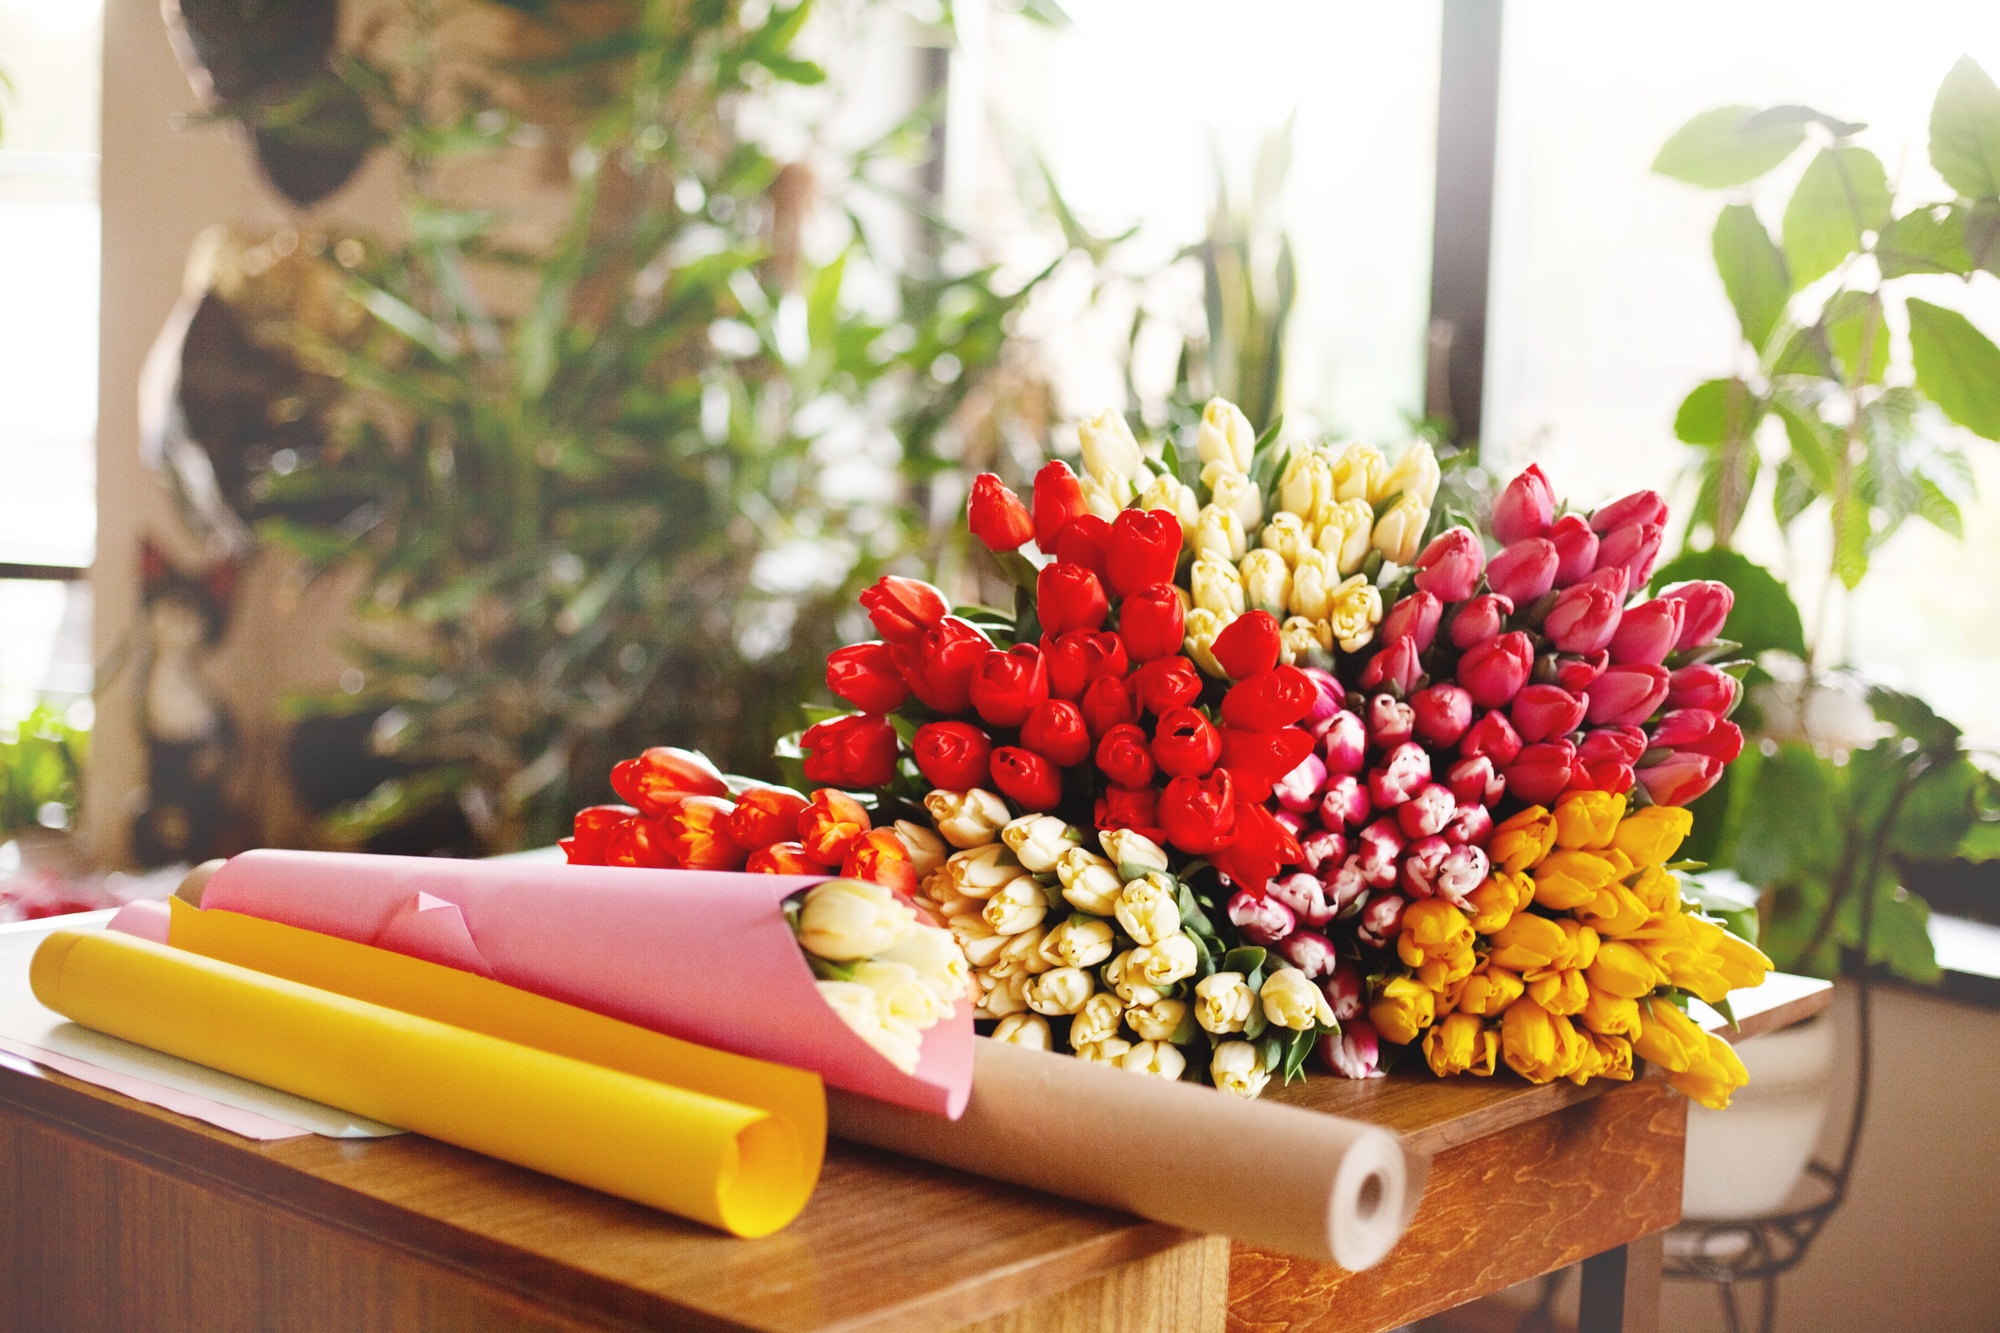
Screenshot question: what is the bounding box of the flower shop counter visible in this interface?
[0,1031,1809,1333]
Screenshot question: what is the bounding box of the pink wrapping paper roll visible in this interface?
[196,850,971,1117]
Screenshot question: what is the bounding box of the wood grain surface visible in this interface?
[1227,1075,1685,1333]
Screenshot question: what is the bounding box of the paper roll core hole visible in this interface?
[1355,1170,1385,1222]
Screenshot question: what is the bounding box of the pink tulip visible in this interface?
[1568,759,1635,795]
[1450,592,1514,649]
[1584,663,1671,727]
[1401,835,1451,897]
[1317,709,1369,773]
[1556,650,1608,692]
[1397,782,1457,839]
[1369,742,1433,807]
[1486,538,1559,605]
[1504,740,1577,805]
[1511,683,1589,743]
[1269,874,1338,930]
[1549,513,1600,586]
[1649,709,1717,749]
[1657,580,1735,650]
[1543,582,1623,655]
[1318,773,1372,831]
[1608,597,1685,666]
[1411,683,1475,747]
[1435,844,1491,909]
[1682,718,1745,765]
[1459,709,1524,766]
[1578,725,1647,766]
[1322,856,1370,914]
[1319,1020,1383,1079]
[1668,663,1739,715]
[1300,827,1349,875]
[1366,694,1416,749]
[1637,751,1723,806]
[1227,887,1296,945]
[1279,929,1340,977]
[1413,527,1485,603]
[1459,631,1535,707]
[1323,961,1367,1022]
[1596,520,1664,590]
[1274,809,1309,840]
[1355,891,1408,947]
[1359,635,1422,695]
[1355,818,1408,887]
[1381,591,1443,652]
[1299,667,1345,724]
[1272,753,1329,812]
[1591,489,1668,534]
[1493,464,1556,544]
[1445,800,1495,846]
[1446,754,1504,807]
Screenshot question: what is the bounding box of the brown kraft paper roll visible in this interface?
[828,1038,1428,1269]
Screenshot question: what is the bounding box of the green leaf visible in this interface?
[1866,684,1963,756]
[1243,1005,1269,1041]
[1732,744,1844,887]
[1875,205,1971,278]
[1890,756,1979,856]
[1914,477,1964,538]
[1830,487,1871,589]
[1824,290,1889,385]
[1653,106,1808,188]
[1258,1032,1284,1073]
[1220,946,1267,975]
[1282,1026,1318,1084]
[1771,324,1837,380]
[1929,56,2000,200]
[1907,297,2000,440]
[1712,204,1791,349]
[1781,147,1891,289]
[1773,397,1839,491]
[1965,200,2000,275]
[1674,377,1764,445]
[1649,548,1807,658]
[1773,455,1817,529]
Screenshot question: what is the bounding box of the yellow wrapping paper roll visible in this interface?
[31,926,821,1237]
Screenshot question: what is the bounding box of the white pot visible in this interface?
[1680,1014,1836,1221]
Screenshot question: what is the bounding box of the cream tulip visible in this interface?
[853,959,947,1029]
[818,981,922,1073]
[1026,966,1095,1016]
[982,877,1049,936]
[1114,873,1185,947]
[1329,441,1388,503]
[1071,992,1127,1046]
[1194,971,1254,1034]
[942,841,1027,898]
[979,970,1031,1017]
[1278,449,1333,519]
[1327,574,1384,654]
[991,1012,1052,1049]
[1371,494,1429,566]
[1203,461,1264,532]
[1261,967,1337,1031]
[949,912,1008,968]
[1211,1039,1272,1098]
[1136,472,1200,535]
[925,788,1013,848]
[797,879,916,961]
[1287,548,1336,621]
[1314,497,1375,576]
[1056,847,1124,916]
[1080,469,1132,520]
[1183,607,1229,678]
[989,923,1052,977]
[892,820,947,877]
[1196,397,1256,472]
[1378,439,1441,508]
[1104,949,1167,1006]
[1039,914,1117,969]
[1002,813,1081,874]
[1259,510,1313,565]
[1120,1039,1188,1080]
[876,922,969,1008]
[1130,933,1199,987]
[1280,615,1328,665]
[1075,1036,1134,1065]
[1079,409,1145,487]
[1099,827,1170,873]
[1190,503,1248,561]
[1126,997,1188,1042]
[1239,548,1292,616]
[1191,551,1246,617]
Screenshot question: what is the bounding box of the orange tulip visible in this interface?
[798,788,872,866]
[664,795,747,871]
[727,785,810,850]
[746,841,824,876]
[843,828,918,896]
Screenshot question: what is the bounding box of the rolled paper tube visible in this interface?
[829,1039,1428,1269]
[158,897,824,1189]
[191,850,973,1117]
[30,928,816,1237]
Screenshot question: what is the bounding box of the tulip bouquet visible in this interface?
[558,744,967,1074]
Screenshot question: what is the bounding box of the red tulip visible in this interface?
[798,788,871,865]
[1212,610,1283,680]
[1583,664,1671,727]
[1567,759,1635,796]
[1548,513,1599,587]
[968,473,1033,552]
[1211,803,1303,896]
[1043,629,1128,701]
[1036,561,1110,637]
[1493,464,1555,544]
[1359,636,1423,695]
[1637,751,1723,806]
[1504,740,1577,805]
[1054,514,1112,579]
[1486,538,1559,606]
[1410,683,1475,747]
[1556,650,1608,692]
[1578,726,1647,766]
[1152,706,1222,778]
[665,795,749,871]
[1020,699,1091,767]
[726,786,809,850]
[564,804,637,866]
[1032,460,1089,550]
[1095,722,1157,787]
[1106,509,1184,598]
[1450,592,1514,649]
[842,827,918,896]
[1079,673,1137,739]
[990,745,1063,811]
[912,720,994,791]
[1460,630,1535,707]
[1681,718,1744,765]
[1668,663,1739,714]
[1095,783,1161,835]
[859,575,949,645]
[1221,665,1318,732]
[1381,590,1443,652]
[1657,579,1735,650]
[1413,527,1485,603]
[1511,683,1588,743]
[1159,769,1239,853]
[1459,709,1524,766]
[1119,583,1185,663]
[603,814,675,868]
[1543,581,1623,655]
[969,643,1050,728]
[1133,654,1203,715]
[825,641,909,714]
[610,746,728,815]
[1219,726,1315,787]
[1591,489,1668,534]
[802,712,900,788]
[1596,520,1664,590]
[892,615,992,713]
[745,841,824,875]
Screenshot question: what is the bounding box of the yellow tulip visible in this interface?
[1490,807,1556,875]
[1453,963,1525,1017]
[1531,849,1621,911]
[1612,806,1694,868]
[1259,510,1313,564]
[1369,974,1437,1046]
[1465,871,1534,934]
[1538,917,1600,975]
[1501,997,1588,1084]
[1527,968,1590,1016]
[1628,864,1681,915]
[1416,945,1478,992]
[1714,929,1774,992]
[1424,1012,1499,1077]
[1580,988,1641,1038]
[1328,441,1388,503]
[1574,881,1651,939]
[1586,939,1661,999]
[1398,899,1475,968]
[1553,790,1627,851]
[1631,995,1706,1073]
[1313,497,1376,576]
[1489,912,1567,972]
[1670,1033,1751,1110]
[1587,1033,1636,1083]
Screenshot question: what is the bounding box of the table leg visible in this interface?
[1577,1231,1662,1333]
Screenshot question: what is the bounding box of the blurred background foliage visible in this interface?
[0,702,88,843]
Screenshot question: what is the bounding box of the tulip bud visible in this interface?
[1053,512,1111,578]
[1450,592,1513,649]
[726,786,809,852]
[826,641,910,714]
[1371,494,1430,566]
[1584,663,1670,727]
[1381,591,1443,653]
[1212,609,1283,680]
[1128,999,1190,1045]
[1413,527,1485,603]
[1493,464,1555,544]
[1637,751,1723,806]
[1191,503,1248,561]
[1286,548,1336,622]
[1196,398,1257,472]
[1032,461,1089,550]
[1460,709,1524,766]
[1411,684,1475,747]
[969,644,1051,728]
[1328,574,1385,654]
[1330,441,1388,503]
[1001,814,1080,874]
[1684,718,1745,764]
[1460,631,1535,707]
[1299,828,1347,876]
[1204,462,1265,532]
[1556,650,1608,692]
[1261,510,1313,564]
[912,721,994,793]
[893,615,993,713]
[1239,548,1293,616]
[798,878,917,961]
[1369,742,1433,808]
[1548,513,1599,586]
[1657,579,1735,650]
[1504,740,1577,805]
[1226,886,1296,945]
[1011,701,1085,769]
[1355,818,1408,887]
[1115,873,1185,947]
[1668,663,1739,714]
[1037,561,1111,637]
[1608,598,1685,666]
[1118,583,1186,664]
[1445,754,1503,807]
[982,875,1049,936]
[1181,608,1227,678]
[1129,656,1201,718]
[1591,489,1668,534]
[1272,753,1329,812]
[1359,636,1423,696]
[1129,933,1199,988]
[801,712,901,789]
[925,787,1013,849]
[1279,449,1334,518]
[1040,917,1117,972]
[1435,844,1491,908]
[1135,471,1200,535]
[1596,520,1664,590]
[1382,439,1442,507]
[1444,801,1495,847]
[1486,537,1559,606]
[1400,834,1451,898]
[1319,709,1368,773]
[1318,772,1372,831]
[1150,707,1220,779]
[1263,967,1337,1031]
[1543,581,1623,656]
[1095,828,1167,876]
[1043,628,1128,702]
[1025,967,1095,1017]
[1355,890,1408,947]
[859,576,950,646]
[1106,508,1184,599]
[1511,682,1588,743]
[1050,847,1118,915]
[968,473,1034,552]
[1649,708,1717,749]
[1191,551,1247,619]
[1269,871,1337,928]
[1079,409,1144,485]
[1366,693,1416,748]
[1078,674,1137,740]
[1394,782,1455,839]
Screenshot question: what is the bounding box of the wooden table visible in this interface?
[0,976,1831,1333]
